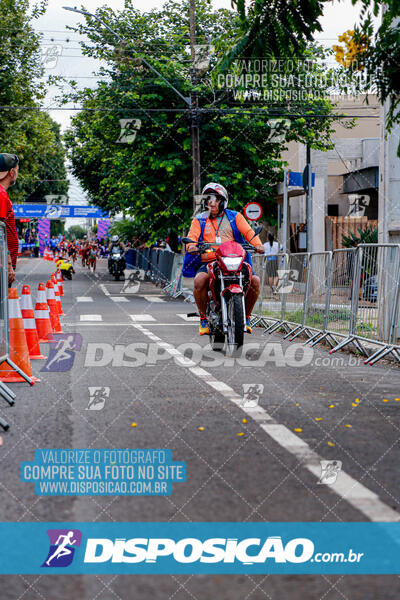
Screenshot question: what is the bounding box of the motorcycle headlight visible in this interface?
[221,256,242,271]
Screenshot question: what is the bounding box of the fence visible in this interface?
[0,223,17,429]
[259,244,400,365]
[130,249,192,301]
[131,244,400,366]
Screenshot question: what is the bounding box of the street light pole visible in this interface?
[189,0,201,213]
[63,5,201,212]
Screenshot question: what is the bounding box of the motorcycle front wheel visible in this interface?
[226,294,244,356]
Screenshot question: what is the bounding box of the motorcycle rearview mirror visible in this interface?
[249,225,263,241]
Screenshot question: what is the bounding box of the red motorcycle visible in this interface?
[183,227,261,354]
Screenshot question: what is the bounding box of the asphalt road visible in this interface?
[0,257,399,599]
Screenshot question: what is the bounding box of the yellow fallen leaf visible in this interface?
[294,428,302,433]
[345,424,352,428]
[237,432,244,437]
[352,403,358,407]
[242,418,247,424]
[296,403,300,407]
[197,426,205,431]
[329,404,335,408]
[382,398,389,403]
[315,418,322,421]
[328,441,335,447]
[395,398,400,402]
[131,422,137,428]
[355,398,360,403]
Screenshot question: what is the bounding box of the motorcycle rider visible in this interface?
[186,182,264,335]
[108,234,126,272]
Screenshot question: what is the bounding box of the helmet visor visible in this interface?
[202,194,222,207]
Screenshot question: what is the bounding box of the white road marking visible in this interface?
[99,284,110,296]
[110,297,129,302]
[177,313,199,321]
[143,296,165,303]
[129,314,156,322]
[64,322,131,326]
[76,296,93,303]
[132,323,400,523]
[80,315,102,321]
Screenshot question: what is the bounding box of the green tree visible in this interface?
[65,0,337,238]
[0,0,68,203]
[66,224,87,240]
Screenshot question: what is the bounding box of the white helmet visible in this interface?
[202,182,229,211]
[111,235,119,243]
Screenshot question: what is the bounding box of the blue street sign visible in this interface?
[288,171,315,188]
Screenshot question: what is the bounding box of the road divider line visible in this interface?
[132,323,400,523]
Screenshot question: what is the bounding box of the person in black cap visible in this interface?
[0,153,19,286]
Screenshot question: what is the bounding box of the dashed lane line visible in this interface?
[110,297,129,303]
[80,315,103,322]
[132,323,400,523]
[76,297,94,303]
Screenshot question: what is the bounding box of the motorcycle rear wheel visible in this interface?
[226,294,244,356]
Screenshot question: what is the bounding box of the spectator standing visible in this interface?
[264,232,279,292]
[0,153,19,286]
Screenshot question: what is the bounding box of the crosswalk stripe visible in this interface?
[129,314,156,322]
[143,296,165,303]
[76,297,93,302]
[110,297,129,302]
[176,313,199,321]
[80,315,102,321]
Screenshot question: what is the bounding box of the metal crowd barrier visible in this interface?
[0,223,17,429]
[257,244,400,366]
[132,244,400,365]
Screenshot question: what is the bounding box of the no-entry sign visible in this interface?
[244,202,263,221]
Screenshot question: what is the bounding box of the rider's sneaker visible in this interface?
[246,317,253,334]
[199,318,210,336]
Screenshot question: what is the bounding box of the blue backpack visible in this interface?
[182,209,252,277]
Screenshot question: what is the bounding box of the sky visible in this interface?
[32,0,379,209]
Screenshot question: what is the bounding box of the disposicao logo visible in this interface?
[42,529,82,568]
[82,536,315,564]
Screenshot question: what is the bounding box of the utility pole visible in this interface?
[189,0,201,213]
[63,4,202,213]
[306,144,313,252]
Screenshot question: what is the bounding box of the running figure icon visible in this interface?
[41,333,83,372]
[46,531,77,566]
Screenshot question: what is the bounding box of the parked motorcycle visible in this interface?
[108,246,126,281]
[183,226,262,355]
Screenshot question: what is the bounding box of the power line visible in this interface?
[0,105,378,118]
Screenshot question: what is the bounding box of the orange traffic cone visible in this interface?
[0,288,38,383]
[21,285,46,360]
[51,274,65,316]
[35,283,53,343]
[56,267,64,297]
[46,280,64,334]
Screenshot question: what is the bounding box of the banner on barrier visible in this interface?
[13,204,109,219]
